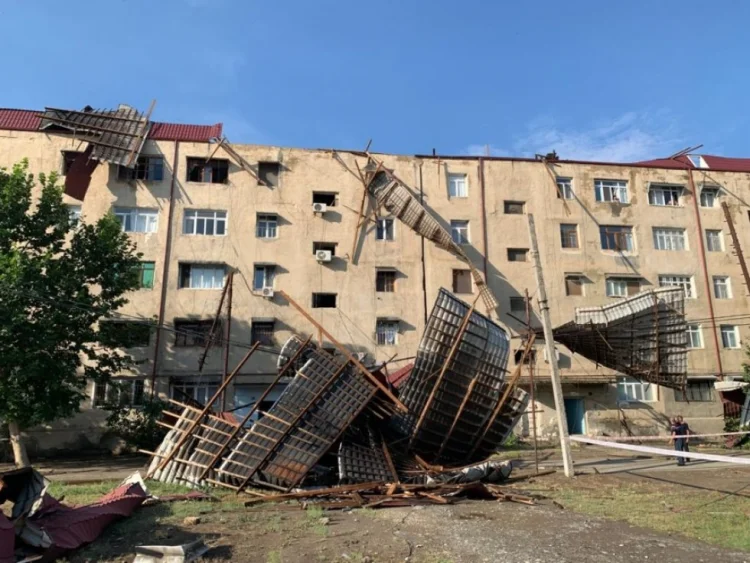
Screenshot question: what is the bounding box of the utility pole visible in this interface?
[525,288,539,475]
[527,214,574,478]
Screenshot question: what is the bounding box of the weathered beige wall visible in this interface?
[2,129,746,452]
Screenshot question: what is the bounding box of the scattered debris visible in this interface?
[133,539,211,563]
[182,516,201,526]
[0,469,149,562]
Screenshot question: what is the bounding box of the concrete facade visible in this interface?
[2,118,746,454]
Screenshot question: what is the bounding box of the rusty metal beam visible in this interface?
[198,275,231,372]
[721,201,750,295]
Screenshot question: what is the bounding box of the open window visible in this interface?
[452,269,472,294]
[312,293,337,308]
[312,192,337,206]
[258,162,280,187]
[376,268,396,292]
[186,158,229,184]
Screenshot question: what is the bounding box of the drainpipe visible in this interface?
[149,140,180,397]
[419,162,428,324]
[478,158,489,283]
[687,168,724,378]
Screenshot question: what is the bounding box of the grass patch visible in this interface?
[267,550,282,563]
[265,514,283,532]
[526,476,750,551]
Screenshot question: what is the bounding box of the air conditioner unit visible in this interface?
[313,203,328,214]
[261,287,274,298]
[543,347,560,364]
[316,250,332,263]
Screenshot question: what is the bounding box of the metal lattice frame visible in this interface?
[217,341,385,489]
[393,289,511,464]
[367,170,498,311]
[552,287,688,389]
[338,417,397,484]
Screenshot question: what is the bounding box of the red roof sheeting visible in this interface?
[0,108,221,143]
[387,363,414,389]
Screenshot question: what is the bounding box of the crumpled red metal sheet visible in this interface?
[0,513,14,563]
[387,363,414,389]
[24,476,148,559]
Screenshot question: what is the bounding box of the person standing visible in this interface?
[668,417,683,465]
[677,416,691,463]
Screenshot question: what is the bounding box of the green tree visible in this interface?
[0,160,142,466]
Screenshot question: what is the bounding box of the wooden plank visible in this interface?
[244,481,386,506]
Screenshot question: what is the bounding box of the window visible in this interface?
[61,151,82,175]
[312,293,337,308]
[174,320,220,347]
[113,207,158,234]
[137,262,155,289]
[178,264,225,289]
[98,321,153,348]
[687,325,703,349]
[312,192,337,206]
[171,381,219,406]
[251,321,275,346]
[648,185,682,206]
[93,379,145,407]
[560,224,579,249]
[118,156,164,182]
[514,348,537,365]
[565,275,583,296]
[68,205,82,225]
[556,177,574,200]
[451,220,470,245]
[653,227,686,251]
[313,242,337,256]
[706,230,723,252]
[659,275,695,298]
[186,158,229,184]
[674,380,714,402]
[376,269,396,292]
[509,296,527,313]
[448,173,468,198]
[617,377,655,402]
[507,248,529,262]
[504,201,525,214]
[600,226,634,251]
[594,179,629,203]
[376,320,399,346]
[452,269,473,294]
[376,218,394,241]
[721,325,740,349]
[606,277,640,297]
[183,209,227,236]
[713,276,732,299]
[258,162,280,187]
[700,187,719,208]
[256,214,278,239]
[253,265,275,291]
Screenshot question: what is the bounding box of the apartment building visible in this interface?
[1,108,747,453]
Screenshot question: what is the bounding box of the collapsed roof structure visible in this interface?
[552,287,688,389]
[146,289,529,492]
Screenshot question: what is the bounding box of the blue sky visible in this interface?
[2,1,748,160]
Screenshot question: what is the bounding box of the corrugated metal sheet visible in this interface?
[387,363,414,389]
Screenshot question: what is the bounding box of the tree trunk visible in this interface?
[8,420,30,467]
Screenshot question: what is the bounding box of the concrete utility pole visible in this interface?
[527,214,574,478]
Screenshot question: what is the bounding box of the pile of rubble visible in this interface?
[145,289,532,499]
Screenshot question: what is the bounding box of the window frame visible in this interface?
[594,179,629,204]
[686,324,703,349]
[174,319,220,347]
[450,220,470,245]
[376,319,399,346]
[606,277,640,298]
[257,161,280,187]
[376,269,396,293]
[92,379,146,408]
[61,150,83,176]
[616,376,656,403]
[183,209,228,236]
[720,325,740,349]
[600,225,634,252]
[447,173,468,198]
[565,275,584,296]
[113,207,159,234]
[674,380,714,402]
[652,227,687,251]
[503,200,525,214]
[186,157,229,184]
[648,184,682,207]
[713,276,732,299]
[68,204,82,225]
[705,230,724,252]
[376,218,395,241]
[452,269,473,294]
[560,224,579,249]
[250,320,276,346]
[509,296,528,313]
[137,261,156,289]
[312,293,337,308]
[253,264,276,291]
[118,155,165,182]
[658,275,695,299]
[256,213,278,239]
[507,248,529,262]
[700,187,719,208]
[178,264,226,290]
[556,177,574,200]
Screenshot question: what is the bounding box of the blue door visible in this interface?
[564,398,586,435]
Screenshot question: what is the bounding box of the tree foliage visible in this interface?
[0,160,143,429]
